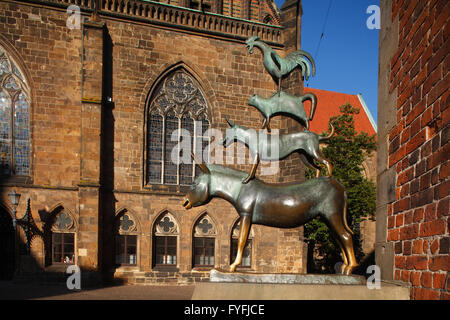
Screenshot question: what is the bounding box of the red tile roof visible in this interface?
[303,88,377,136]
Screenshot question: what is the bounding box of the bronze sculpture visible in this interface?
[222,117,334,182]
[182,156,358,275]
[245,36,316,95]
[182,36,358,275]
[248,91,317,132]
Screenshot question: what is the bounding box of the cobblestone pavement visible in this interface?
[0,281,195,300]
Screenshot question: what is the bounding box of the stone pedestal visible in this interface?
[191,269,410,300]
[210,268,366,285]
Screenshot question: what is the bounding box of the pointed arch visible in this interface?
[153,210,179,235]
[144,62,211,186]
[144,61,213,120]
[192,211,217,237]
[114,208,140,266]
[42,204,77,266]
[115,207,141,234]
[152,210,179,267]
[0,35,32,178]
[192,211,217,268]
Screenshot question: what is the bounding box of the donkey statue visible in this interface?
[182,154,358,275]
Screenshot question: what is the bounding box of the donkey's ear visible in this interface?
[191,152,210,174]
[225,117,235,127]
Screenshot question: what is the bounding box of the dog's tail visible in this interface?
[300,93,317,121]
[319,123,335,142]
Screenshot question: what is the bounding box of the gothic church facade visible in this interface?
[0,0,309,284]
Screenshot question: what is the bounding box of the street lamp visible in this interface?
[8,190,21,230]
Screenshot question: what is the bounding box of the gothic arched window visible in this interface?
[115,211,138,266]
[0,45,30,177]
[51,211,76,265]
[153,212,179,267]
[193,214,216,268]
[146,69,210,186]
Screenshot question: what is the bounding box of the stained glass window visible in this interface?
[164,110,178,185]
[0,45,30,177]
[148,112,163,183]
[180,113,194,185]
[146,69,210,186]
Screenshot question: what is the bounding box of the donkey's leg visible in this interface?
[326,214,358,275]
[338,244,349,273]
[230,215,252,272]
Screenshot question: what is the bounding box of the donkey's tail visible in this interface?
[319,123,335,142]
[343,191,353,235]
[300,93,317,121]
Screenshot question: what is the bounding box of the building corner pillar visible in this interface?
[77,18,105,278]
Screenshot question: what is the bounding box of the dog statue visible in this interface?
[248,91,317,132]
[222,118,334,183]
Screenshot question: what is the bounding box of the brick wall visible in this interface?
[378,0,449,300]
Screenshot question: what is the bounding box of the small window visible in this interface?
[52,232,74,264]
[115,212,138,266]
[189,0,212,12]
[153,212,179,267]
[154,236,177,265]
[51,211,75,265]
[115,235,137,265]
[193,237,215,267]
[193,214,216,268]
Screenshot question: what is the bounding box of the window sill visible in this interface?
[0,175,33,185]
[114,265,139,272]
[152,266,179,272]
[142,184,191,194]
[192,267,214,272]
[44,264,73,273]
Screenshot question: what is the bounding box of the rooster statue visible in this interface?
[245,36,316,94]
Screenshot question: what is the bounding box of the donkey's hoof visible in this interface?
[343,265,356,275]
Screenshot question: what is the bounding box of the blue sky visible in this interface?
[275,0,380,124]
